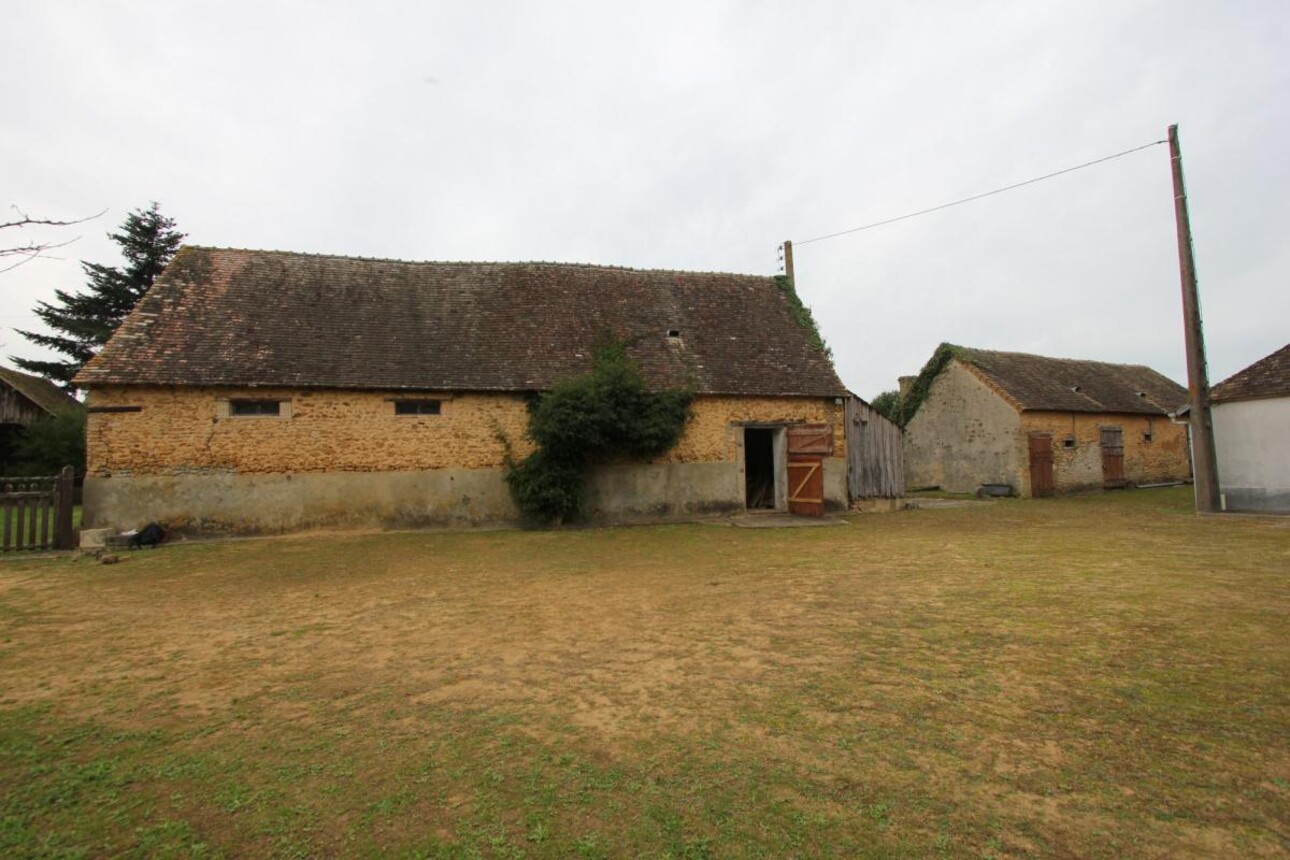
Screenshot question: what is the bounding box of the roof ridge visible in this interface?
[958,345,1162,371]
[183,246,773,280]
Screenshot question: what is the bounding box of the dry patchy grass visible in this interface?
[0,487,1286,858]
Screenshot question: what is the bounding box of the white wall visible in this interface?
[1212,396,1290,513]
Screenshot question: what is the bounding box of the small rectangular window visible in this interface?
[1143,431,1153,443]
[1063,437,1076,449]
[230,399,281,417]
[395,400,441,416]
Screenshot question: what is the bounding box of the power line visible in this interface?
[793,139,1167,247]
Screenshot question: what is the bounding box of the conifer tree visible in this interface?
[14,203,184,388]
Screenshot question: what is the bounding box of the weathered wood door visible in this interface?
[787,455,825,516]
[1100,426,1126,489]
[1028,433,1054,498]
[787,425,832,516]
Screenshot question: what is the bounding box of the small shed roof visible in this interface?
[1211,343,1290,403]
[74,247,847,398]
[0,367,81,416]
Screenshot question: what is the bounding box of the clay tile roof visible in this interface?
[1210,343,1290,403]
[0,366,82,416]
[954,345,1187,415]
[73,247,847,398]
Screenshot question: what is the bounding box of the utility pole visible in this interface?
[1168,123,1221,513]
[781,240,795,286]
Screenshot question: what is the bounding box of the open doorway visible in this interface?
[745,428,777,509]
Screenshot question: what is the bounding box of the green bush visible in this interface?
[503,339,693,524]
[501,448,588,524]
[6,410,85,477]
[870,389,902,423]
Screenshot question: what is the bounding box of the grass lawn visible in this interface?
[0,488,1286,858]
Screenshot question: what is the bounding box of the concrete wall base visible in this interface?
[850,498,907,513]
[1221,487,1290,514]
[84,460,851,535]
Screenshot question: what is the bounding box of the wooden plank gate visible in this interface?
[787,425,832,516]
[844,396,905,500]
[1,466,75,552]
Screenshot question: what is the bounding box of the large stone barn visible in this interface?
[73,247,850,532]
[900,344,1192,497]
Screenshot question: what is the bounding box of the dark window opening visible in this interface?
[744,428,776,509]
[667,329,681,338]
[1143,431,1153,443]
[230,399,281,417]
[395,400,442,416]
[1063,437,1076,449]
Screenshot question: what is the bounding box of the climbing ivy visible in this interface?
[502,339,693,525]
[773,276,832,359]
[895,342,966,426]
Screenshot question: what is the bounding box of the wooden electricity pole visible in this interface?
[781,240,795,286]
[1168,123,1221,513]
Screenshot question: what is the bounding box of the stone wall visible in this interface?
[86,387,533,476]
[903,360,1023,493]
[83,386,846,530]
[1019,411,1191,494]
[86,387,843,477]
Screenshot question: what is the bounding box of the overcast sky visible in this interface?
[3,1,1286,398]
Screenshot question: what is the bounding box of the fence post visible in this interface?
[55,466,75,551]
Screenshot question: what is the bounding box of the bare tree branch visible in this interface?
[0,237,81,273]
[0,205,106,273]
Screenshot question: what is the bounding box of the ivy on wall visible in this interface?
[501,338,693,525]
[895,342,966,426]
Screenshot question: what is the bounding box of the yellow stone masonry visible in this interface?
[87,387,843,476]
[1019,411,1191,493]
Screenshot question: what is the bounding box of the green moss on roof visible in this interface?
[773,275,832,359]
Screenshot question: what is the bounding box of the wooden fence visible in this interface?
[1,466,75,552]
[845,396,906,500]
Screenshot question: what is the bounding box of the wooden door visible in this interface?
[787,424,832,516]
[1100,426,1126,489]
[1028,433,1054,498]
[787,425,833,456]
[787,455,825,516]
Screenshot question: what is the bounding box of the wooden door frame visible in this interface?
[737,424,788,512]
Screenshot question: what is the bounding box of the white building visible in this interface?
[1210,344,1290,513]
